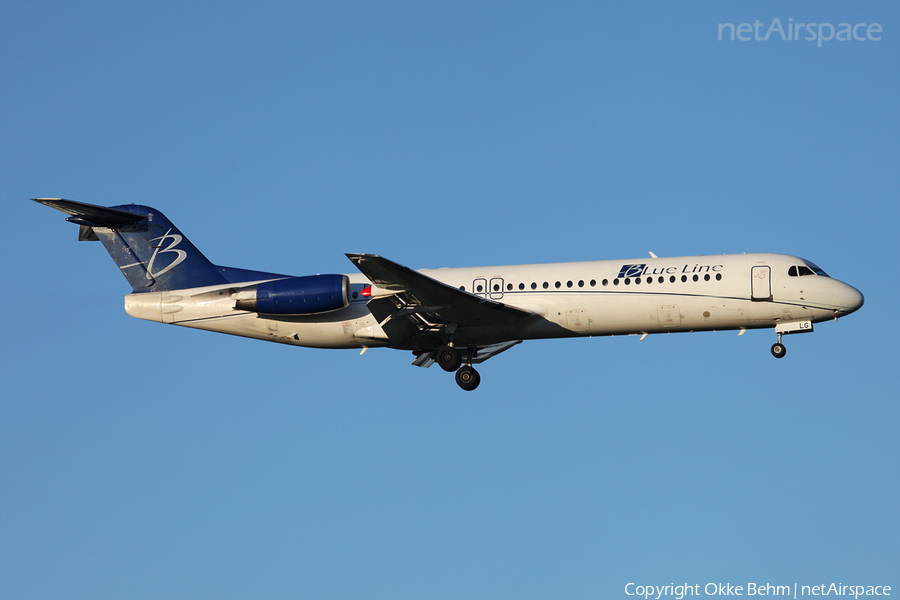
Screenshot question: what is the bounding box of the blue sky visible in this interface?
[1,2,897,599]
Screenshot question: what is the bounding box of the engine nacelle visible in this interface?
[233,274,350,315]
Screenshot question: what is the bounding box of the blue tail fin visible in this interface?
[35,198,227,292]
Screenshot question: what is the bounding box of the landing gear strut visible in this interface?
[771,333,786,359]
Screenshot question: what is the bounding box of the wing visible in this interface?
[346,254,531,357]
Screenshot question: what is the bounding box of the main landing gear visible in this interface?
[437,346,462,372]
[771,333,786,359]
[455,366,480,391]
[437,345,481,391]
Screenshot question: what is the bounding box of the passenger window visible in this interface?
[658,276,664,284]
[692,274,699,282]
[578,280,584,288]
[716,273,722,281]
[681,275,687,282]
[543,282,549,289]
[531,282,537,290]
[624,278,631,285]
[670,276,676,283]
[567,281,573,288]
[507,283,513,291]
[519,283,525,290]
[590,279,596,287]
[704,274,710,281]
[613,279,619,286]
[634,277,640,285]
[477,284,484,292]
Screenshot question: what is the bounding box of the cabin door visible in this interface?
[751,266,772,301]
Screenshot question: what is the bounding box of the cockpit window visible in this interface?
[789,263,829,277]
[805,261,829,277]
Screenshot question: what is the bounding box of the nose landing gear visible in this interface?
[770,320,814,359]
[771,333,786,358]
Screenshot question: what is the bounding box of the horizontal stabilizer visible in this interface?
[33,198,146,228]
[35,198,228,292]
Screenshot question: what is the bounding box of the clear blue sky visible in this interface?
[2,2,897,599]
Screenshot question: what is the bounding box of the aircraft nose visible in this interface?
[837,284,864,315]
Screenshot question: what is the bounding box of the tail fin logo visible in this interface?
[147,228,187,278]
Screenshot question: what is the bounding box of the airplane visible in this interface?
[35,198,865,391]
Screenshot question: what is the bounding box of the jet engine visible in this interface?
[233,274,350,315]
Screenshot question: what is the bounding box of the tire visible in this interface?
[437,346,462,372]
[771,343,786,359]
[455,366,481,391]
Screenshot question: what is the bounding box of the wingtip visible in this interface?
[346,253,380,261]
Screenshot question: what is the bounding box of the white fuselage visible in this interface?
[123,253,864,350]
